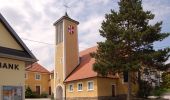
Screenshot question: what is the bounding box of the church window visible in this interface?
[68,84,73,92]
[77,83,83,91]
[87,81,94,91]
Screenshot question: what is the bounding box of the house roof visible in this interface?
[65,46,118,82]
[65,47,97,82]
[0,13,37,62]
[65,46,119,82]
[26,63,50,73]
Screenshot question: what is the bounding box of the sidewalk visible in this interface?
[162,92,170,100]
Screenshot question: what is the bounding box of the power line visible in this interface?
[21,38,55,45]
[21,37,170,49]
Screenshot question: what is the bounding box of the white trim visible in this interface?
[60,58,63,64]
[62,20,66,99]
[68,83,74,92]
[77,25,80,65]
[35,73,41,80]
[63,19,66,79]
[111,84,116,96]
[77,82,83,92]
[87,81,94,91]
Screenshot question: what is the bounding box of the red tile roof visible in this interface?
[26,63,50,73]
[65,46,118,82]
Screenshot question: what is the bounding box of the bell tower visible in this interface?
[53,13,79,99]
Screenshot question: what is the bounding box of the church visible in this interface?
[53,13,138,100]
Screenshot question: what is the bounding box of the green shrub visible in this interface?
[137,80,153,98]
[51,93,54,100]
[32,92,40,98]
[25,86,34,98]
[162,72,170,88]
[41,92,48,98]
[152,87,167,96]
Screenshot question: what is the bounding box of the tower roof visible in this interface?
[53,13,79,25]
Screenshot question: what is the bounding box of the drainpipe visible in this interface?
[64,83,66,100]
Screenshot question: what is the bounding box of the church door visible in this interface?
[56,86,63,100]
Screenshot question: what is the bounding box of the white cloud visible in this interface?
[143,0,170,24]
[78,14,105,50]
[0,0,170,70]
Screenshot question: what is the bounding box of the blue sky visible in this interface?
[0,0,170,71]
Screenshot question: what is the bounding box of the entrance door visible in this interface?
[56,86,63,100]
[36,86,40,95]
[49,86,51,95]
[112,85,116,97]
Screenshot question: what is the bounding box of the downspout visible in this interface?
[65,83,66,100]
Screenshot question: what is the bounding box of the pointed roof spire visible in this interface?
[53,12,79,25]
[64,12,69,17]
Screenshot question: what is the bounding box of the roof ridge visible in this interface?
[0,13,37,62]
[26,63,50,73]
[64,58,81,82]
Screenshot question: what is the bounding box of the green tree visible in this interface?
[91,0,170,99]
[162,72,170,88]
[25,86,34,98]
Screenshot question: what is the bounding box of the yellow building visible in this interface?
[50,70,54,96]
[0,13,37,100]
[53,13,138,100]
[25,63,51,96]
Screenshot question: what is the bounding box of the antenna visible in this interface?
[63,1,70,13]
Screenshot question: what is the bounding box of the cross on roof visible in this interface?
[64,3,70,13]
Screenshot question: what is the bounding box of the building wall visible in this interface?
[0,22,23,50]
[97,77,117,97]
[66,76,138,99]
[50,73,54,95]
[55,42,65,99]
[110,74,138,97]
[64,19,79,77]
[25,71,50,94]
[54,18,79,99]
[66,78,98,98]
[0,57,25,99]
[55,42,64,83]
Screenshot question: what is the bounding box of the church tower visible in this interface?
[53,13,79,99]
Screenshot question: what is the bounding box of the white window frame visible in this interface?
[87,81,94,91]
[77,82,83,92]
[68,84,74,92]
[35,73,41,80]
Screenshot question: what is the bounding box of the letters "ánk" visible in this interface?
[0,62,19,70]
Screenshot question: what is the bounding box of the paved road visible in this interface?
[25,98,51,100]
